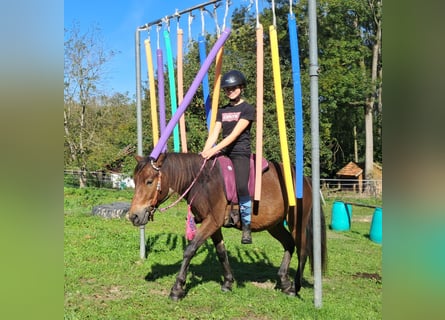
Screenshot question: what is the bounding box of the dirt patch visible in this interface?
[353,215,372,223]
[327,231,349,239]
[251,281,275,290]
[91,285,132,301]
[352,272,382,283]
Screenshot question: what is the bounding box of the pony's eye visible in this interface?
[146,180,153,185]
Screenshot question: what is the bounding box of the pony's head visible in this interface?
[127,153,169,226]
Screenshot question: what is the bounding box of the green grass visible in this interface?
[64,187,382,319]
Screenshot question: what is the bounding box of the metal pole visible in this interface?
[135,29,146,259]
[139,226,146,259]
[135,29,143,157]
[308,0,322,309]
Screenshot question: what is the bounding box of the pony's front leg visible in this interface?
[169,239,199,301]
[211,228,234,292]
[169,218,220,301]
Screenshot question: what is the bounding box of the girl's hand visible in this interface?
[201,147,217,159]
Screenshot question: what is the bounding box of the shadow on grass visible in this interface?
[143,232,313,297]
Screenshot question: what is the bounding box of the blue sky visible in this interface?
[64,0,270,99]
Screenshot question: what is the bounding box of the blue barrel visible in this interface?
[370,207,382,244]
[330,201,352,231]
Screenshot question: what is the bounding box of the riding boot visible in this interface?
[239,196,252,244]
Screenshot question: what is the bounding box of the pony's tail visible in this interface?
[306,204,328,274]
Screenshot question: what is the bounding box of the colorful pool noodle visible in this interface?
[156,48,166,152]
[143,38,159,146]
[150,28,232,160]
[177,28,188,152]
[254,24,264,201]
[288,13,304,198]
[269,25,296,206]
[209,45,224,133]
[198,34,212,130]
[164,30,180,152]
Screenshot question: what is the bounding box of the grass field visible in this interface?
[64,187,382,319]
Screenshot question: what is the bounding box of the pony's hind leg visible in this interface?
[292,200,313,294]
[267,222,296,296]
[294,250,308,293]
[211,228,235,292]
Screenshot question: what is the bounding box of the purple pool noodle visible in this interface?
[150,28,231,160]
[157,49,166,151]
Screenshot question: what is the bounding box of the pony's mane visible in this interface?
[161,153,215,192]
[135,153,217,194]
[162,153,223,216]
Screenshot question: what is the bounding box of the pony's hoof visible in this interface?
[221,282,233,292]
[221,285,232,292]
[282,287,296,296]
[169,290,185,301]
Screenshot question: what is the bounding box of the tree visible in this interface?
[64,22,116,187]
[363,0,382,180]
[87,93,137,174]
[311,0,382,177]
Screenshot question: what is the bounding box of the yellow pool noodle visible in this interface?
[210,46,224,133]
[269,25,296,206]
[144,38,159,146]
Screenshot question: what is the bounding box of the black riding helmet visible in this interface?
[220,70,247,89]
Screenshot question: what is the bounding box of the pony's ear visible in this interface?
[134,155,144,163]
[157,153,167,167]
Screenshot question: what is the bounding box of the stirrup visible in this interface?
[241,225,252,244]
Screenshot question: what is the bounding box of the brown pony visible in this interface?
[128,152,327,301]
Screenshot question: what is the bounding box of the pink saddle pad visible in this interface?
[217,154,268,204]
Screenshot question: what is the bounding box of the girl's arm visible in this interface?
[202,121,222,152]
[201,119,250,159]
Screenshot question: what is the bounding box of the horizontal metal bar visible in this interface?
[137,0,222,30]
[344,202,380,209]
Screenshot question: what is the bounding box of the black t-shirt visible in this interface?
[216,101,255,155]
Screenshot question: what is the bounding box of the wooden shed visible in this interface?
[336,161,383,194]
[336,161,364,192]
